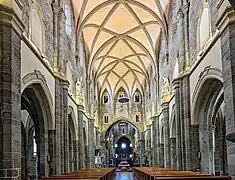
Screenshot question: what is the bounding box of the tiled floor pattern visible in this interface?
[115,172,134,180]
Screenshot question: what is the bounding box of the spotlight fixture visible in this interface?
[121,143,126,149]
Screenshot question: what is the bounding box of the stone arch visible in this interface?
[114,135,135,146]
[68,106,77,172]
[104,118,141,136]
[191,67,223,125]
[68,106,78,139]
[21,70,54,129]
[192,68,226,174]
[21,79,53,178]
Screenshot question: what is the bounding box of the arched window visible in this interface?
[30,3,44,52]
[102,89,109,104]
[65,1,72,37]
[198,5,211,50]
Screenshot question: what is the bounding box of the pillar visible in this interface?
[78,105,85,169]
[155,116,160,166]
[63,83,69,173]
[162,102,171,168]
[48,130,56,175]
[151,118,157,166]
[88,118,95,168]
[191,124,200,171]
[73,140,79,171]
[54,79,63,174]
[217,2,235,178]
[173,80,182,170]
[139,132,145,167]
[170,138,177,168]
[159,143,164,168]
[146,125,151,166]
[0,3,24,179]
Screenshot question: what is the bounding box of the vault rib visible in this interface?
[123,39,150,80]
[123,3,155,56]
[95,55,148,79]
[90,3,120,55]
[95,40,120,75]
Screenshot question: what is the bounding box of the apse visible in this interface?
[115,137,133,168]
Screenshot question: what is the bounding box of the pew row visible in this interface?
[42,168,115,180]
[133,167,231,180]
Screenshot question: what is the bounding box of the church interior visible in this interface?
[1,0,235,179]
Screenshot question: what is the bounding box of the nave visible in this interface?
[115,172,134,180]
[41,167,232,180]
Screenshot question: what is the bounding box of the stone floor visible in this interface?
[115,172,134,180]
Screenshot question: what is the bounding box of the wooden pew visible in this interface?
[133,167,231,180]
[42,168,115,180]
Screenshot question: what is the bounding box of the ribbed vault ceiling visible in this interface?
[75,0,169,96]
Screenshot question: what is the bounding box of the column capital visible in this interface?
[161,101,170,110]
[77,104,85,111]
[172,79,180,89]
[89,118,95,123]
[181,2,190,15]
[62,80,70,89]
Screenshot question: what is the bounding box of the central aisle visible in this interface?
[115,172,134,180]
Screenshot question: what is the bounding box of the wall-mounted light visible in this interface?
[121,143,126,149]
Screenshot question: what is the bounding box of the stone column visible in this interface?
[51,2,60,73]
[151,118,156,166]
[63,83,69,173]
[159,143,164,168]
[73,140,79,171]
[139,132,145,167]
[173,80,182,170]
[88,118,95,168]
[78,105,85,169]
[0,3,24,179]
[54,79,63,174]
[191,124,200,171]
[170,138,177,168]
[217,3,235,178]
[162,102,171,168]
[177,2,192,171]
[155,116,160,166]
[147,125,151,166]
[48,130,56,176]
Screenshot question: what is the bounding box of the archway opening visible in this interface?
[104,120,140,169]
[193,78,227,175]
[115,137,133,170]
[20,83,52,179]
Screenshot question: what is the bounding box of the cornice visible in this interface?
[0,4,24,37]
